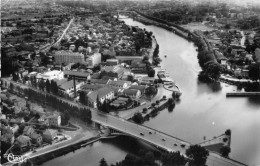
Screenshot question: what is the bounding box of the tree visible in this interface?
[132,112,144,124]
[38,79,45,91]
[142,108,148,113]
[148,69,155,77]
[161,151,185,166]
[79,91,86,104]
[145,86,157,96]
[153,57,162,66]
[46,79,51,93]
[248,64,260,81]
[186,145,209,166]
[99,158,108,166]
[220,146,231,157]
[225,129,231,136]
[144,151,155,164]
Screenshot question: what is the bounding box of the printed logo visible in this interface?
[4,153,30,163]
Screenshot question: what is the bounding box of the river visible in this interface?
[42,16,260,166]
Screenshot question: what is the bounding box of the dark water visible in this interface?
[42,16,260,166]
[42,136,157,166]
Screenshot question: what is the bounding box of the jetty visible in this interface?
[226,92,260,97]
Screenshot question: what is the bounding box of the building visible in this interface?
[31,133,43,146]
[81,84,103,91]
[108,80,131,89]
[1,126,15,144]
[86,52,101,67]
[100,65,125,79]
[140,76,156,85]
[129,85,147,94]
[87,87,115,108]
[106,59,119,66]
[54,50,84,65]
[123,89,141,99]
[48,114,61,126]
[36,70,64,81]
[16,135,31,151]
[64,70,91,81]
[23,126,35,138]
[58,80,84,97]
[90,79,111,86]
[42,129,57,143]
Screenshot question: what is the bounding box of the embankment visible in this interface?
[132,10,217,68]
[29,136,101,165]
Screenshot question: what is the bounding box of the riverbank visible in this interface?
[28,136,101,165]
[133,10,218,73]
[120,15,258,165]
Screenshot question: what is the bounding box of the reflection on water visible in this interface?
[247,97,260,108]
[120,16,260,165]
[42,136,159,166]
[43,16,260,166]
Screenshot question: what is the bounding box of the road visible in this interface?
[1,78,248,166]
[38,17,74,52]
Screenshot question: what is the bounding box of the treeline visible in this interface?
[134,10,193,41]
[100,150,185,166]
[135,10,222,82]
[193,31,223,82]
[9,82,92,123]
[237,16,260,30]
[152,43,161,66]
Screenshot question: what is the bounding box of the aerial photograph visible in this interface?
[1,0,260,166]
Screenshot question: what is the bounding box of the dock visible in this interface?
[226,92,260,97]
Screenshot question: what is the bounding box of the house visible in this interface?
[58,80,84,97]
[101,76,117,81]
[81,84,103,91]
[10,124,19,134]
[16,135,31,151]
[1,126,15,144]
[53,78,68,87]
[108,80,131,89]
[1,132,15,144]
[89,79,111,86]
[140,76,156,85]
[123,89,141,99]
[129,85,146,94]
[38,114,49,125]
[64,70,91,81]
[48,114,61,126]
[42,129,57,143]
[36,70,64,81]
[106,59,119,66]
[23,126,35,138]
[16,117,25,123]
[100,65,125,79]
[30,133,43,146]
[87,87,115,108]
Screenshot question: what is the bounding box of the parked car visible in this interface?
[162,138,165,141]
[149,131,152,134]
[181,144,186,148]
[140,133,144,136]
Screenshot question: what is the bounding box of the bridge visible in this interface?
[1,78,248,166]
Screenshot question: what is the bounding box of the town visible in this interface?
[1,0,260,166]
